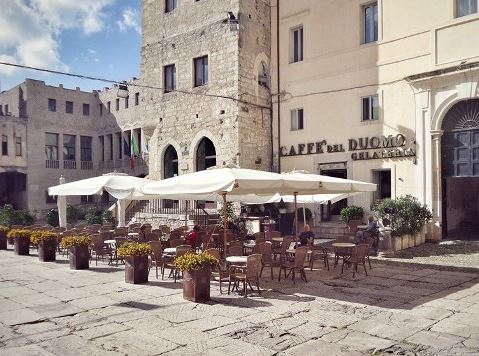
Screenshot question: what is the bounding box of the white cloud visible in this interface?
[117,7,141,34]
[0,0,115,76]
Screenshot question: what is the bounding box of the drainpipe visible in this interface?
[276,0,281,173]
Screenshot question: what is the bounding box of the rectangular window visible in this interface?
[457,0,478,17]
[373,170,391,202]
[15,136,21,156]
[82,103,90,116]
[99,136,105,161]
[291,26,304,63]
[107,101,111,113]
[66,101,73,114]
[165,0,177,13]
[291,109,304,131]
[117,132,123,159]
[1,135,7,156]
[194,56,208,87]
[0,105,3,115]
[108,134,113,160]
[80,136,92,161]
[135,92,139,106]
[63,134,76,161]
[116,98,120,111]
[99,103,103,116]
[45,191,56,204]
[45,133,59,160]
[363,2,378,44]
[81,195,95,203]
[164,64,177,92]
[125,96,129,109]
[48,98,56,112]
[5,104,8,114]
[362,95,379,121]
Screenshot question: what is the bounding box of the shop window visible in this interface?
[291,108,304,131]
[362,95,379,121]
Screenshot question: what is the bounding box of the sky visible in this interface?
[0,0,141,93]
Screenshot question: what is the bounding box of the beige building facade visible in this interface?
[272,0,479,240]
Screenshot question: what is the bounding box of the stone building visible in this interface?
[272,0,479,240]
[0,0,273,217]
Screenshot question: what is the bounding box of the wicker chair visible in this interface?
[90,234,113,265]
[149,241,164,279]
[228,254,262,297]
[227,245,243,257]
[273,236,293,260]
[99,231,113,242]
[170,239,184,248]
[162,244,191,282]
[113,227,128,237]
[364,236,375,269]
[259,242,281,280]
[342,244,369,278]
[334,235,354,267]
[205,248,228,293]
[279,246,308,284]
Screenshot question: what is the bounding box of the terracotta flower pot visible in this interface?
[125,255,149,284]
[14,236,30,255]
[183,265,211,303]
[0,231,7,250]
[69,245,90,270]
[39,239,56,262]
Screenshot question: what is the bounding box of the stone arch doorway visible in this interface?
[441,99,479,239]
[196,137,216,172]
[163,145,179,179]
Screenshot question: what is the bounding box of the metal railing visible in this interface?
[45,160,59,169]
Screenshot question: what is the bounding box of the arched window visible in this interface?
[163,145,178,179]
[196,137,216,171]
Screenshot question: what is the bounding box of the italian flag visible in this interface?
[130,133,140,169]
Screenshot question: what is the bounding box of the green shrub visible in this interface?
[340,206,364,223]
[46,204,82,227]
[46,209,59,227]
[372,195,432,237]
[85,207,103,225]
[0,204,36,227]
[218,202,236,223]
[102,209,115,224]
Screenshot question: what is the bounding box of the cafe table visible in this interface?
[332,242,356,268]
[163,247,176,256]
[226,256,248,264]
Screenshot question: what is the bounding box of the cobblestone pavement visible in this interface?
[376,240,479,270]
[1,246,479,356]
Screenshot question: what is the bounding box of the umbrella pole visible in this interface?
[184,200,189,231]
[302,203,306,226]
[294,192,298,239]
[222,192,228,254]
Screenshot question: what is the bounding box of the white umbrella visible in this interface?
[48,173,154,227]
[141,165,376,242]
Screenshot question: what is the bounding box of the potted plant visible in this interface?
[176,252,218,302]
[117,242,152,284]
[7,229,31,255]
[30,231,58,262]
[340,206,364,232]
[0,225,9,250]
[373,195,432,251]
[60,235,92,270]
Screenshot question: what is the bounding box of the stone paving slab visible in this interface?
[1,248,479,355]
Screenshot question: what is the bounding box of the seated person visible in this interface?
[186,225,201,248]
[354,215,377,244]
[298,224,314,247]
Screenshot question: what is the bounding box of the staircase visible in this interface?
[312,221,350,240]
[125,199,219,228]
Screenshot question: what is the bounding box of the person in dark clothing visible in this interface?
[298,224,314,246]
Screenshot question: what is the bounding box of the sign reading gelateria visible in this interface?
[280,134,416,161]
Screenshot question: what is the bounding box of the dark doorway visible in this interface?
[0,172,27,209]
[320,168,347,220]
[441,99,479,239]
[196,137,216,171]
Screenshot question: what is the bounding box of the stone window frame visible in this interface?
[82,103,90,116]
[163,63,177,93]
[193,55,209,87]
[48,98,56,112]
[65,100,74,114]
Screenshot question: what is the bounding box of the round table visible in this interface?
[286,249,312,255]
[332,243,356,248]
[128,232,139,237]
[226,256,248,264]
[163,247,176,255]
[104,239,116,245]
[357,225,368,231]
[271,237,283,242]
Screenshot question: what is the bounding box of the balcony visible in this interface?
[80,161,93,170]
[63,160,76,170]
[45,160,59,169]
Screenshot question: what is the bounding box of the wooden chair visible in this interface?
[228,254,262,297]
[227,245,243,257]
[364,236,375,269]
[113,237,127,265]
[343,244,369,278]
[334,235,354,267]
[162,244,191,282]
[309,244,330,271]
[99,231,113,242]
[149,241,164,279]
[113,227,128,237]
[259,242,281,280]
[90,234,113,266]
[205,248,228,293]
[273,236,293,260]
[170,239,183,248]
[278,246,308,284]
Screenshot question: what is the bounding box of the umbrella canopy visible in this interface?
[48,173,154,200]
[239,192,363,205]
